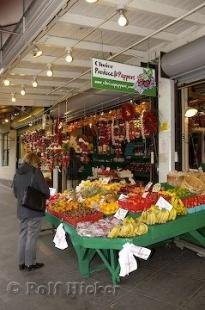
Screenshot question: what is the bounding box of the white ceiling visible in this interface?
[1,0,205,113]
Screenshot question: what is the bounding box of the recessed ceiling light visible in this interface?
[4,118,9,123]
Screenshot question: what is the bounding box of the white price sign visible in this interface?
[156,197,173,211]
[49,188,56,196]
[144,182,153,192]
[101,177,111,184]
[114,208,128,220]
[118,194,128,201]
[129,177,136,185]
[142,192,149,198]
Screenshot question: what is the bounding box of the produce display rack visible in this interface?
[45,210,205,285]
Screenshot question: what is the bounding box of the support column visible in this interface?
[61,167,67,192]
[158,77,175,182]
[53,168,59,192]
[181,87,189,170]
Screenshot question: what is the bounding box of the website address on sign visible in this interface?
[94,79,134,91]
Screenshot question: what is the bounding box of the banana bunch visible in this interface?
[171,197,187,215]
[156,208,170,224]
[108,217,148,238]
[141,210,157,225]
[168,207,177,221]
[139,205,177,225]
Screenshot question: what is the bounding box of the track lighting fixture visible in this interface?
[20,87,26,96]
[11,94,16,103]
[65,49,73,63]
[32,46,43,58]
[185,107,198,118]
[85,0,98,3]
[46,64,53,77]
[3,78,10,86]
[117,9,128,27]
[32,78,38,88]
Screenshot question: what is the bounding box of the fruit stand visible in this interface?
[45,173,205,285]
[45,210,205,285]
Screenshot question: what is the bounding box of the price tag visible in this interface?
[132,245,152,260]
[77,195,85,203]
[102,177,111,184]
[142,192,149,198]
[49,188,56,196]
[156,197,173,211]
[129,177,136,185]
[118,194,128,201]
[114,208,128,220]
[144,182,153,192]
[152,183,161,192]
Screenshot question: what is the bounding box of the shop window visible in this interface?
[2,133,9,166]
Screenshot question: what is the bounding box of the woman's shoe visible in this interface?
[25,263,44,271]
[32,262,44,269]
[19,264,25,271]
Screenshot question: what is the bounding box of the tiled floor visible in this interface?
[1,181,205,310]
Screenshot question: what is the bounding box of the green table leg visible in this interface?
[187,230,205,247]
[73,245,96,278]
[96,249,120,285]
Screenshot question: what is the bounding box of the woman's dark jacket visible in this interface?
[12,163,50,219]
[67,155,81,180]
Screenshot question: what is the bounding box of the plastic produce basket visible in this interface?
[61,211,103,227]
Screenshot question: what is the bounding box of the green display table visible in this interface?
[45,211,205,284]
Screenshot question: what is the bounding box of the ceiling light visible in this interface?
[28,122,33,127]
[65,49,73,63]
[20,87,26,96]
[3,78,10,86]
[85,0,98,3]
[185,107,198,118]
[11,94,16,103]
[4,118,9,123]
[0,68,4,75]
[46,64,53,77]
[33,46,43,58]
[117,9,128,27]
[32,78,38,87]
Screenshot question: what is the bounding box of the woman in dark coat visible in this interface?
[12,152,50,271]
[67,147,81,189]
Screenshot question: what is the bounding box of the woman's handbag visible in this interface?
[22,169,47,212]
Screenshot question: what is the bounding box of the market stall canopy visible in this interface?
[1,0,205,120]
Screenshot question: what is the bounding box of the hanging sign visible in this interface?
[91,58,156,96]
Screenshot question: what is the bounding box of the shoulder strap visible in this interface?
[30,167,36,186]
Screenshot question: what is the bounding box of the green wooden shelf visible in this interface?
[46,210,205,285]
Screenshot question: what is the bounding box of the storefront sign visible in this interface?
[91,58,156,96]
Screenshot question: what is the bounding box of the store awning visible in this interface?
[161,36,205,85]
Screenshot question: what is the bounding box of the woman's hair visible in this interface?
[23,152,41,167]
[69,147,76,156]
